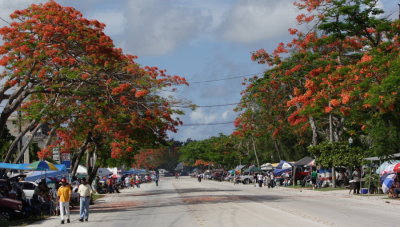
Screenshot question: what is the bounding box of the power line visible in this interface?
[0,16,10,25]
[188,72,263,84]
[180,121,234,126]
[174,103,239,108]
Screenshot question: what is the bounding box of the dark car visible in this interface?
[0,195,23,222]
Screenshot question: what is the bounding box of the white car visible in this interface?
[18,181,37,200]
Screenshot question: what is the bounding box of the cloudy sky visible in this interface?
[0,0,397,142]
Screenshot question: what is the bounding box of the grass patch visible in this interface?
[92,194,105,201]
[315,187,347,192]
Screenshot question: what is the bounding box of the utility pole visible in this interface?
[329,101,336,188]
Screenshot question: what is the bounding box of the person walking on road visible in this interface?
[155,170,160,187]
[57,178,71,224]
[311,169,318,190]
[257,173,263,188]
[78,178,93,222]
[352,168,361,194]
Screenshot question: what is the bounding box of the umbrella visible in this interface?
[376,160,400,175]
[228,170,235,174]
[382,174,397,194]
[381,163,400,175]
[27,160,59,171]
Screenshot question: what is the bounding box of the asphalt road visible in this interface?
[28,177,400,227]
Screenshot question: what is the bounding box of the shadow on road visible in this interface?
[88,192,284,215]
[123,188,240,197]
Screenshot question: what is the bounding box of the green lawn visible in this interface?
[92,194,105,201]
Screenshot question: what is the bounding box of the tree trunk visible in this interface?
[13,122,43,163]
[3,119,37,163]
[13,122,44,163]
[309,116,318,146]
[43,126,58,148]
[251,137,260,167]
[329,109,336,188]
[273,140,282,160]
[0,84,33,138]
[71,133,91,176]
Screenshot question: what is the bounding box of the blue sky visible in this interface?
[0,0,398,141]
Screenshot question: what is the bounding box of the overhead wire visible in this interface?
[188,72,263,84]
[180,121,235,127]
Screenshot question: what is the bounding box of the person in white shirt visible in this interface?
[78,178,93,222]
[257,173,263,187]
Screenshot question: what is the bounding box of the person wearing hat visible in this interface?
[78,177,93,222]
[57,178,72,224]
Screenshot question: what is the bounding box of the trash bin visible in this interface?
[361,188,368,194]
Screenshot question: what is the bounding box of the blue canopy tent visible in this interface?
[0,163,66,171]
[0,163,30,170]
[273,160,293,176]
[274,168,291,176]
[0,162,67,182]
[122,169,147,175]
[24,164,67,181]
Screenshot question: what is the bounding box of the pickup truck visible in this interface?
[239,173,255,184]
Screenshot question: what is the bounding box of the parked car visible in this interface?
[239,172,254,184]
[0,195,23,222]
[224,173,235,182]
[17,181,37,200]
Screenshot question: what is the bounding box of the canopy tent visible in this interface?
[260,163,273,170]
[276,160,292,169]
[306,159,315,167]
[25,169,68,182]
[365,153,400,161]
[294,157,314,166]
[175,162,184,171]
[122,169,147,175]
[273,160,293,176]
[274,168,291,176]
[234,165,245,171]
[244,166,262,173]
[0,162,66,171]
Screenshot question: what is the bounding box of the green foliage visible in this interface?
[308,142,366,167]
[179,134,242,169]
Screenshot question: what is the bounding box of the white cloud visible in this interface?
[222,110,231,120]
[121,0,211,56]
[0,0,47,26]
[190,109,217,124]
[216,0,298,43]
[86,10,126,36]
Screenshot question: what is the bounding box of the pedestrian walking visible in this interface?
[311,169,318,189]
[257,173,263,187]
[352,168,361,194]
[155,170,160,187]
[57,178,71,224]
[78,178,93,222]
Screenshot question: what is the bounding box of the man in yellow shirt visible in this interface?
[57,178,72,224]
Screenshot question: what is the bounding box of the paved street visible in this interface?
[29,177,400,227]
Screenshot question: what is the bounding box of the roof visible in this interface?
[294,157,314,166]
[365,153,400,161]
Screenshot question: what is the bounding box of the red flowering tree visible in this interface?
[0,1,187,181]
[235,0,398,162]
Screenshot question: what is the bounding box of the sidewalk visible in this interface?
[202,177,400,206]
